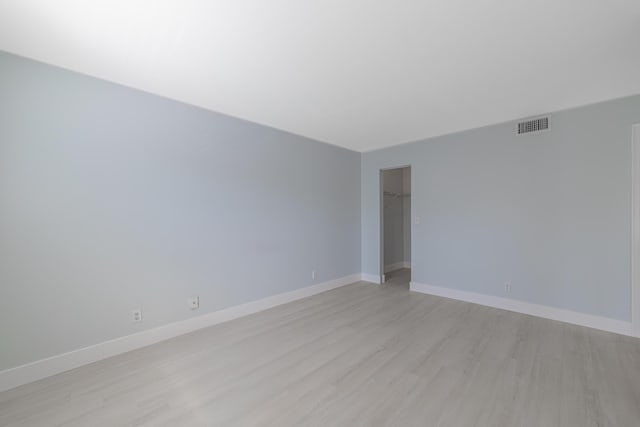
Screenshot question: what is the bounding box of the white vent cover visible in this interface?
[517,117,549,134]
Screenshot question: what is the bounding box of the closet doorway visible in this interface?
[380,166,411,286]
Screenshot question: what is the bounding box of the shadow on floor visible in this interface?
[384,268,411,289]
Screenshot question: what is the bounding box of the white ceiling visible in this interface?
[1,1,639,152]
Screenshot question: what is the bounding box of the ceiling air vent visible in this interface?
[517,117,549,135]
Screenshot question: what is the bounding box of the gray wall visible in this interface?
[0,52,361,371]
[362,95,640,321]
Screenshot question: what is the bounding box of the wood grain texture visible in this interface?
[1,269,639,426]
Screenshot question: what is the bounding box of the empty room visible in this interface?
[1,1,640,426]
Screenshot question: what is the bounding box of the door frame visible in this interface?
[632,124,640,336]
[379,164,411,284]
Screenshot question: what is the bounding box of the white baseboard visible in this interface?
[0,274,361,393]
[410,281,634,337]
[383,261,411,273]
[361,273,383,284]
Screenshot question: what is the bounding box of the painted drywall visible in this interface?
[362,95,640,321]
[0,51,361,371]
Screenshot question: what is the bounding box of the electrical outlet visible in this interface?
[504,282,512,292]
[132,309,142,322]
[415,216,421,225]
[188,296,199,310]
[311,270,317,281]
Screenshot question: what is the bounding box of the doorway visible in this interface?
[380,166,411,287]
[632,124,640,337]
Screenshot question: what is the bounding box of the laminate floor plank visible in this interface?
[1,269,639,426]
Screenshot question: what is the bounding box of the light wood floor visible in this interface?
[1,269,640,426]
